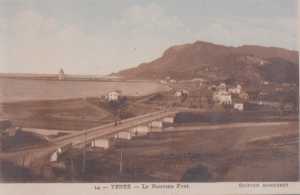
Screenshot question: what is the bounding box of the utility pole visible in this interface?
[119,150,123,176]
[70,156,75,181]
[81,129,87,175]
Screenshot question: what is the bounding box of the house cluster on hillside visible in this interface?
[212,83,249,111]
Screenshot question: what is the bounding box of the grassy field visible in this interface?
[56,121,298,182]
[0,97,161,130]
[0,99,113,130]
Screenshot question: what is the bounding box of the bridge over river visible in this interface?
[0,109,180,173]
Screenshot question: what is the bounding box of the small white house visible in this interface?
[49,148,63,162]
[163,117,175,124]
[114,131,132,140]
[175,91,182,97]
[92,139,110,149]
[228,84,242,94]
[169,79,177,83]
[213,91,232,105]
[233,103,244,111]
[130,126,150,136]
[106,91,121,102]
[149,121,164,128]
[50,151,59,162]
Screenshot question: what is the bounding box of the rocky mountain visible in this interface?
[117,41,299,85]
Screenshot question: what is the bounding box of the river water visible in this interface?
[0,78,168,103]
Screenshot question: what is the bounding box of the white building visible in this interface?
[213,91,232,105]
[91,139,110,149]
[130,126,150,136]
[149,121,164,128]
[49,148,63,162]
[114,131,132,140]
[106,91,121,102]
[233,103,244,111]
[228,84,242,94]
[175,91,182,97]
[50,151,59,162]
[169,79,177,83]
[163,117,175,124]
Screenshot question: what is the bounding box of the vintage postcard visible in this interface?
[0,0,299,194]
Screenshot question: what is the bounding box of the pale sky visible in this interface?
[0,0,298,75]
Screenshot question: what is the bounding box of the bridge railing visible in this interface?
[52,109,174,143]
[65,110,179,146]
